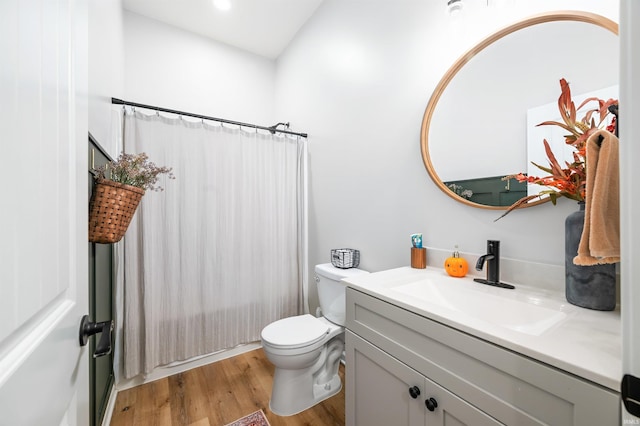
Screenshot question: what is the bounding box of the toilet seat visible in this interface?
[261,314,330,349]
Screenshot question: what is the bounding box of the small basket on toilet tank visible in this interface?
[330,248,360,269]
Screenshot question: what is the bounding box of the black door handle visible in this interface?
[79,315,113,358]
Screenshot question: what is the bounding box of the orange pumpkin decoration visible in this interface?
[444,250,468,278]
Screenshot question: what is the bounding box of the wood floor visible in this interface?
[110,348,345,426]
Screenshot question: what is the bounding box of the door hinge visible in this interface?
[622,374,640,417]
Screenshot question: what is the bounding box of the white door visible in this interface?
[621,1,640,423]
[0,0,89,425]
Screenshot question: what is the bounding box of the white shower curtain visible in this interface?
[122,110,307,378]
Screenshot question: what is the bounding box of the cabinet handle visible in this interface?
[408,386,421,399]
[425,397,438,412]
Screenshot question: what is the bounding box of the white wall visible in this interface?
[90,6,279,156]
[275,0,619,310]
[113,0,620,318]
[123,11,277,126]
[88,0,125,157]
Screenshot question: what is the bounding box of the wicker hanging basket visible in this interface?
[89,178,145,244]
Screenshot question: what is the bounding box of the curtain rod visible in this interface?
[111,98,308,138]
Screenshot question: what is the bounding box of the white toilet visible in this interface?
[261,263,369,416]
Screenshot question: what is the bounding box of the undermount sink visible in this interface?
[391,276,568,336]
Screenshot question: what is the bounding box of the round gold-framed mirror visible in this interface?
[420,11,618,209]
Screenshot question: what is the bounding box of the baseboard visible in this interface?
[116,342,262,391]
[101,383,118,426]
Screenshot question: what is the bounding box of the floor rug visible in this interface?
[224,409,271,426]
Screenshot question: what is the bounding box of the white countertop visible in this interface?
[343,266,621,392]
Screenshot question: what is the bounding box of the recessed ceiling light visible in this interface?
[213,0,231,11]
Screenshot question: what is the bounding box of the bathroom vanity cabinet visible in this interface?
[347,330,501,425]
[345,287,619,426]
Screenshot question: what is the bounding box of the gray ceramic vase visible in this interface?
[565,202,616,311]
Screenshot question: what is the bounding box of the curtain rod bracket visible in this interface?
[268,122,290,134]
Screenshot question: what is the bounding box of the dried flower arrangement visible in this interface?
[447,183,473,200]
[94,152,175,191]
[89,152,174,243]
[496,78,618,221]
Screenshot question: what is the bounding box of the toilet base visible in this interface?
[312,373,342,402]
[269,369,342,417]
[267,337,344,416]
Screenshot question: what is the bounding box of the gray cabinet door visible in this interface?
[422,375,503,426]
[346,331,502,426]
[347,330,424,426]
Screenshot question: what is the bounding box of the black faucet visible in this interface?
[473,240,515,289]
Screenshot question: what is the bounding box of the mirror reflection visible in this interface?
[421,12,619,209]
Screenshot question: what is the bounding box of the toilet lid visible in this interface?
[262,314,329,349]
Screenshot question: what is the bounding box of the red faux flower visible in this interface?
[497,78,617,220]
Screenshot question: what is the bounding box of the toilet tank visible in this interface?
[315,263,369,326]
